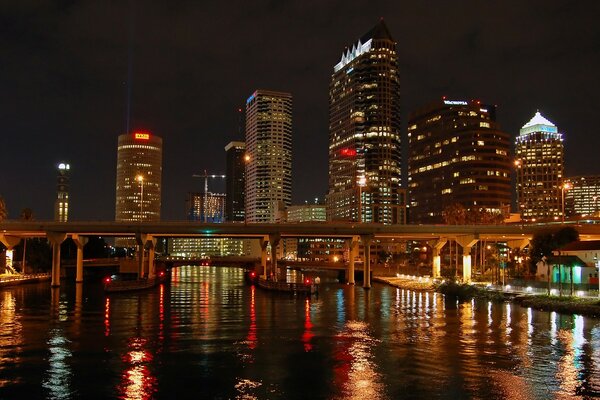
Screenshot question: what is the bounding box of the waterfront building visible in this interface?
[244,90,292,223]
[515,112,564,221]
[407,99,511,224]
[54,162,70,222]
[115,131,162,246]
[225,141,246,222]
[326,20,404,225]
[565,176,600,217]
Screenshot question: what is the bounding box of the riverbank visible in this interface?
[0,273,51,287]
[374,276,600,318]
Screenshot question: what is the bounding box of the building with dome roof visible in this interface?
[515,111,565,221]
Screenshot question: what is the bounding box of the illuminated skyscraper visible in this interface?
[225,141,246,222]
[407,99,511,224]
[244,90,292,223]
[54,162,70,222]
[515,112,564,221]
[326,20,404,224]
[564,176,600,217]
[115,131,162,224]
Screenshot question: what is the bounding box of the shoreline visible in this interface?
[375,275,600,318]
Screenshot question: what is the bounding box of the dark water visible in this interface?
[1,266,599,399]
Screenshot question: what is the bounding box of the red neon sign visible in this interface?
[134,132,150,140]
[340,148,357,157]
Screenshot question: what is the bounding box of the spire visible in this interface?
[361,19,394,42]
[522,111,556,129]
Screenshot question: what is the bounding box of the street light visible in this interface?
[357,175,366,223]
[561,181,571,223]
[137,175,144,221]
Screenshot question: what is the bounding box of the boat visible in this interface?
[104,271,167,293]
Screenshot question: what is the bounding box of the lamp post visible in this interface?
[137,175,144,221]
[357,175,366,223]
[561,181,571,223]
[244,153,251,225]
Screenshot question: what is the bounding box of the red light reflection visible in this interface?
[104,297,110,336]
[302,299,313,352]
[246,285,257,350]
[119,337,157,400]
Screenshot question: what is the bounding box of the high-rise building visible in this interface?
[115,131,162,225]
[515,112,564,221]
[326,20,404,224]
[244,90,292,223]
[225,141,246,222]
[187,192,226,223]
[54,162,70,222]
[565,176,600,217]
[407,99,511,224]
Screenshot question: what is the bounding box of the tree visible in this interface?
[443,203,467,225]
[0,196,7,221]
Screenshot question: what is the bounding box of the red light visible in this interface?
[159,271,165,277]
[104,277,111,283]
[340,148,357,157]
[250,272,256,277]
[305,279,311,284]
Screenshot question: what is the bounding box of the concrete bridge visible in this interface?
[1,220,599,288]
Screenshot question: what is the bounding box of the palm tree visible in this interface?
[20,208,33,274]
[0,196,7,221]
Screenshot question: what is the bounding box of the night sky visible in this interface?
[1,1,599,221]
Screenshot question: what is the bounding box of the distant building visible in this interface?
[225,141,246,222]
[565,176,600,217]
[187,192,225,223]
[407,99,511,224]
[115,132,162,246]
[326,20,404,224]
[245,90,292,223]
[287,203,327,222]
[515,112,564,221]
[54,162,70,222]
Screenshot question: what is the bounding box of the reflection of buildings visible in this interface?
[407,99,511,224]
[326,20,404,225]
[225,141,246,222]
[54,162,70,222]
[245,90,292,223]
[564,175,600,217]
[515,112,564,221]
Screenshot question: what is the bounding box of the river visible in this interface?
[0,265,599,399]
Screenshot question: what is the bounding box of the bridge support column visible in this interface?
[71,234,88,283]
[269,234,281,282]
[136,234,156,279]
[361,235,373,289]
[47,232,67,287]
[259,238,268,279]
[455,235,478,284]
[429,238,447,279]
[0,235,21,274]
[346,237,359,285]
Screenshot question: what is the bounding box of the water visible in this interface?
[1,266,599,399]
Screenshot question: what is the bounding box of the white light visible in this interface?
[526,286,533,292]
[443,100,468,106]
[550,289,558,295]
[58,163,69,170]
[576,291,585,297]
[505,285,511,290]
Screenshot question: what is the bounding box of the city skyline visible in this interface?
[1,2,598,220]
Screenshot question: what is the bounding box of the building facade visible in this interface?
[326,20,404,225]
[244,90,292,223]
[407,99,511,224]
[115,132,162,234]
[54,162,70,222]
[515,112,564,221]
[565,176,600,217]
[225,141,246,222]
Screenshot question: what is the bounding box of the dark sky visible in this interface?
[1,1,599,221]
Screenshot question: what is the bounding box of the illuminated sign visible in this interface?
[340,148,357,157]
[443,100,468,106]
[134,132,150,140]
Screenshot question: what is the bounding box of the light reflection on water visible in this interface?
[0,266,598,399]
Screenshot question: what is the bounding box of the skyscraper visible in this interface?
[515,112,564,221]
[564,175,600,217]
[225,141,246,222]
[326,20,404,224]
[407,99,511,224]
[115,131,162,225]
[244,90,292,223]
[54,162,70,222]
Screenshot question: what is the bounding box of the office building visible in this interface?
[326,20,404,224]
[515,112,564,221]
[245,90,292,223]
[225,141,246,222]
[115,132,162,246]
[407,99,511,224]
[565,176,600,217]
[54,162,70,222]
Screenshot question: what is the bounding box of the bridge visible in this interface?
[1,220,599,288]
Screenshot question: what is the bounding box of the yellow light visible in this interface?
[136,175,144,182]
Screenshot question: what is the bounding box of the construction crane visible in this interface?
[192,170,226,222]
